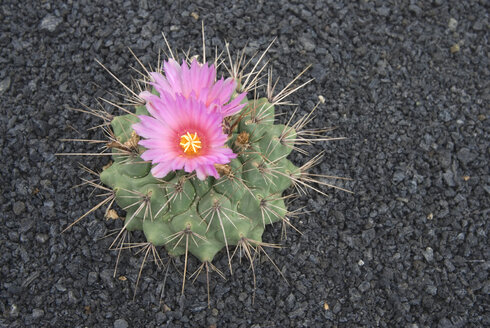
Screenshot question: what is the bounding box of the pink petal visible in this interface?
[151,162,172,178]
[134,58,246,180]
[163,59,183,93]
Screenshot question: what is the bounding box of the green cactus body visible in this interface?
[99,94,300,264]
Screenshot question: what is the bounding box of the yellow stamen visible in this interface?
[180,132,202,155]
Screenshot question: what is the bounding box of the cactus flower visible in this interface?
[149,58,247,117]
[133,91,236,180]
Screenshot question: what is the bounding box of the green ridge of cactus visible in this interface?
[99,95,300,263]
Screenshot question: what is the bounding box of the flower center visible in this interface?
[180,132,202,155]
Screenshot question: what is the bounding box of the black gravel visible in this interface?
[1,1,489,327]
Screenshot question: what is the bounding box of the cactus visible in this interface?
[63,35,348,300]
[100,94,300,262]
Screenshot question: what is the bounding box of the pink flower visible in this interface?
[149,58,246,117]
[133,92,237,180]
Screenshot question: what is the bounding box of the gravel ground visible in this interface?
[1,0,489,327]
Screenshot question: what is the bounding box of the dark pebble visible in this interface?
[457,148,477,165]
[40,14,63,32]
[12,201,25,215]
[114,319,129,328]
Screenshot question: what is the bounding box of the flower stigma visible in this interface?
[180,132,202,155]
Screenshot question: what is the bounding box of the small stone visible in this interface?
[100,269,114,288]
[55,283,66,292]
[472,20,483,31]
[454,193,465,203]
[448,18,458,31]
[289,305,305,318]
[59,82,68,92]
[439,151,452,168]
[443,171,455,187]
[68,290,78,303]
[422,247,434,262]
[88,272,98,285]
[358,259,365,266]
[8,285,21,294]
[355,45,367,56]
[299,36,316,52]
[392,171,405,184]
[438,318,453,328]
[105,209,119,220]
[286,293,296,308]
[10,304,19,317]
[155,312,166,325]
[44,200,54,208]
[0,76,10,95]
[362,228,376,244]
[35,233,49,243]
[238,292,247,302]
[457,148,477,165]
[359,281,370,292]
[439,109,452,122]
[426,285,437,295]
[311,64,327,83]
[408,4,422,16]
[450,43,460,54]
[349,288,362,302]
[114,318,129,328]
[40,14,63,32]
[191,304,206,312]
[32,308,44,319]
[444,259,455,272]
[484,185,490,195]
[139,0,148,10]
[377,7,390,17]
[13,201,26,215]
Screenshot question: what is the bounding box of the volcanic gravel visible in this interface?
[1,0,489,327]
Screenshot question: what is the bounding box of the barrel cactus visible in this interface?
[102,91,298,261]
[63,36,346,298]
